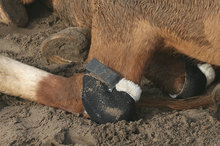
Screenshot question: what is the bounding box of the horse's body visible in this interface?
[53,0,220,64]
[52,0,220,94]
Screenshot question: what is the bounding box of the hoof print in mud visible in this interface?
[82,75,135,124]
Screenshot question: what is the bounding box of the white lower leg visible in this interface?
[0,55,51,101]
[116,78,142,102]
[197,64,216,87]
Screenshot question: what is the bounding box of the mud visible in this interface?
[0,2,219,145]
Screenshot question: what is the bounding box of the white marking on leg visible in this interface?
[116,78,142,102]
[197,64,216,86]
[0,55,51,101]
[169,94,178,99]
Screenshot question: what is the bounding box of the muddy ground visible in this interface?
[0,2,219,146]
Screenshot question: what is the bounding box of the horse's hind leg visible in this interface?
[144,47,216,99]
[138,47,219,110]
[144,48,185,96]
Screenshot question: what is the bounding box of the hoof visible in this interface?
[171,62,215,99]
[41,27,90,65]
[0,0,28,26]
[82,75,135,124]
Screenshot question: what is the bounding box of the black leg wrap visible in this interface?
[177,61,207,99]
[82,75,135,124]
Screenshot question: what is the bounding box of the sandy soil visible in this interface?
[0,2,219,146]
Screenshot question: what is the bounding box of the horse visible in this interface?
[0,0,219,123]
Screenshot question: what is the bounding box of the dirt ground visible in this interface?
[0,2,219,146]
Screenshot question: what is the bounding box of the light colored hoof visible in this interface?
[41,27,90,65]
[0,0,28,26]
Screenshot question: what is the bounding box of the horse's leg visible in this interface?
[144,48,215,98]
[137,48,219,109]
[0,0,29,26]
[47,0,92,28]
[0,55,86,115]
[80,19,164,123]
[144,48,186,96]
[0,28,91,118]
[0,23,149,123]
[40,27,90,65]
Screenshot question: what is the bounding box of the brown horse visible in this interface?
[0,0,219,123]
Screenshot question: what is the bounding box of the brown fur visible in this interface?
[52,0,93,28]
[144,48,186,95]
[50,0,220,110]
[52,0,220,84]
[36,73,84,114]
